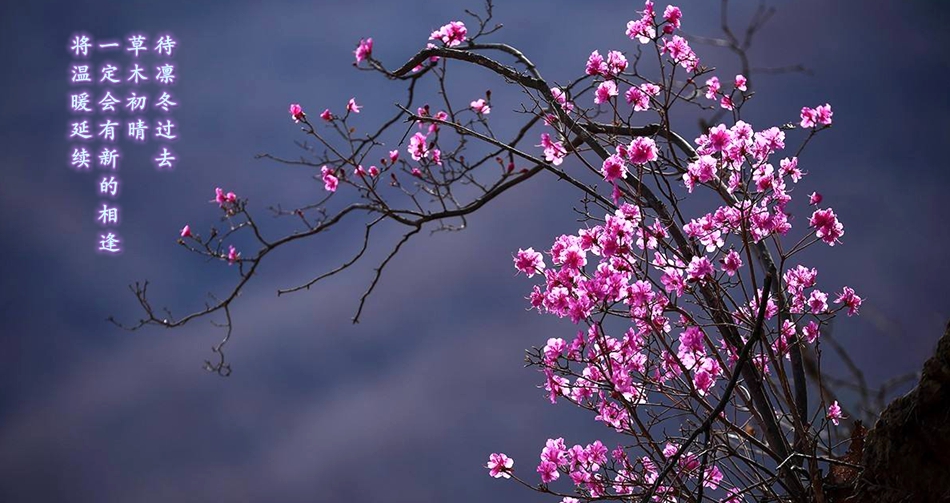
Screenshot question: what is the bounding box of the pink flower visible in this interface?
[212,187,237,208]
[601,154,627,182]
[809,208,844,245]
[663,5,682,31]
[470,98,490,115]
[594,80,618,105]
[320,108,333,121]
[704,465,724,489]
[800,106,818,128]
[514,248,546,277]
[735,74,748,91]
[320,165,339,192]
[180,225,192,238]
[586,50,608,76]
[704,76,720,100]
[408,132,429,161]
[816,103,833,125]
[538,133,567,166]
[720,96,733,110]
[550,87,574,112]
[627,137,658,164]
[346,98,361,114]
[368,165,379,177]
[835,286,863,316]
[227,245,239,265]
[354,37,373,64]
[430,21,467,47]
[827,400,845,426]
[808,290,829,314]
[487,453,514,479]
[721,250,742,276]
[537,460,559,483]
[687,256,714,283]
[809,192,823,205]
[388,149,399,164]
[289,103,305,123]
[662,35,699,71]
[606,50,628,76]
[803,320,820,343]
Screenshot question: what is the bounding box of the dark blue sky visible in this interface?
[1,1,948,501]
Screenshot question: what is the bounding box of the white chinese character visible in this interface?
[70,121,92,139]
[71,65,91,83]
[154,148,176,169]
[99,233,122,253]
[99,91,120,112]
[70,35,91,56]
[98,119,119,141]
[100,64,120,84]
[155,119,177,140]
[155,63,175,85]
[99,176,119,196]
[125,92,148,112]
[155,92,178,112]
[127,34,147,56]
[70,92,92,112]
[98,204,119,225]
[128,63,148,84]
[127,119,149,141]
[154,35,177,56]
[71,147,91,169]
[99,147,120,169]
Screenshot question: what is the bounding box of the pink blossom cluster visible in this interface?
[429,21,467,47]
[800,104,833,128]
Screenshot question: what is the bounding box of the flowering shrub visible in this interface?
[118,1,871,500]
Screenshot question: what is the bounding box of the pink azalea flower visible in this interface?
[538,133,567,166]
[514,248,546,277]
[227,245,239,265]
[408,132,429,161]
[686,256,714,283]
[705,76,720,100]
[809,208,844,245]
[320,108,333,121]
[735,74,748,91]
[835,286,863,316]
[662,35,699,71]
[586,50,608,76]
[721,250,742,276]
[594,80,618,105]
[803,320,820,343]
[470,98,491,115]
[601,154,627,182]
[289,103,305,123]
[537,460,559,483]
[720,96,733,110]
[627,137,658,164]
[809,191,823,205]
[663,5,683,31]
[550,87,574,112]
[180,225,192,238]
[704,465,724,489]
[320,165,339,192]
[368,165,379,177]
[606,50,628,76]
[354,37,373,64]
[827,400,845,426]
[800,106,818,128]
[388,149,399,164]
[430,21,467,47]
[212,187,235,208]
[808,290,829,314]
[346,98,361,114]
[816,103,833,125]
[487,452,514,479]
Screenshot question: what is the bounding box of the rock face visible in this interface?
[845,321,950,502]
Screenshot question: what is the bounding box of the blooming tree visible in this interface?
[112,1,950,501]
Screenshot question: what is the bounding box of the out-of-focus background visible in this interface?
[1,1,948,501]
